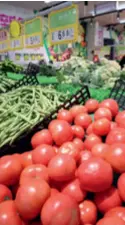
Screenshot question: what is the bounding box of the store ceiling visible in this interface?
[3,1,63,10]
[3,1,103,13]
[3,1,125,26]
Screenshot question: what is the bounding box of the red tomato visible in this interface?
[94,186,122,214]
[70,105,88,119]
[48,154,76,182]
[105,143,125,173]
[84,134,102,151]
[20,164,49,185]
[0,200,22,225]
[31,129,53,149]
[94,107,112,121]
[78,150,93,165]
[15,179,50,220]
[49,120,73,146]
[58,142,80,161]
[105,207,125,222]
[21,152,32,168]
[0,155,22,186]
[118,173,125,201]
[74,113,92,130]
[86,123,94,135]
[77,157,113,192]
[72,125,85,139]
[41,193,80,225]
[79,200,97,225]
[57,109,73,123]
[115,111,125,129]
[62,179,86,203]
[93,118,111,136]
[53,145,58,153]
[73,138,85,151]
[91,143,110,159]
[0,184,12,203]
[99,99,119,117]
[32,144,56,166]
[50,188,59,197]
[106,128,125,145]
[85,99,99,113]
[110,122,118,130]
[96,216,125,225]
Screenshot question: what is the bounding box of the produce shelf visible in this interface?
[7,72,25,80]
[0,85,90,156]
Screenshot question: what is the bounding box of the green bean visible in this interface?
[0,85,67,148]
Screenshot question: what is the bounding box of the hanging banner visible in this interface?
[24,16,42,48]
[9,20,24,50]
[48,4,79,45]
[0,29,9,52]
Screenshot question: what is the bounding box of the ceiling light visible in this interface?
[119,19,125,24]
[44,0,51,3]
[117,11,120,21]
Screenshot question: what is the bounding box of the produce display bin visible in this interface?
[2,74,39,93]
[37,75,58,85]
[25,62,40,76]
[7,72,24,81]
[0,63,40,93]
[0,85,90,157]
[109,79,125,110]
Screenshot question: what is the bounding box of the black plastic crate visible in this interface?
[109,79,125,110]
[0,63,40,94]
[0,74,39,93]
[25,62,40,76]
[0,85,90,157]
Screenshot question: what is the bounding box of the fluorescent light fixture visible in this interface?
[44,0,51,3]
[117,11,120,21]
[119,19,125,24]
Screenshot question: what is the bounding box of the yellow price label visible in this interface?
[24,54,29,61]
[31,54,35,61]
[0,40,8,53]
[9,36,23,50]
[15,54,21,61]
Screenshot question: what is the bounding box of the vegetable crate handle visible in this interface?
[0,85,90,156]
[109,79,125,110]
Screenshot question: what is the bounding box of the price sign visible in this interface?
[24,17,42,48]
[0,29,8,52]
[0,29,8,42]
[0,41,8,52]
[25,33,41,48]
[51,27,75,43]
[15,54,21,61]
[9,21,24,50]
[9,36,23,50]
[49,4,78,45]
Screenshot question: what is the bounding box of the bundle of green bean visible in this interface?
[0,74,16,93]
[0,86,67,148]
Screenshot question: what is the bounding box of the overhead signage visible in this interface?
[24,17,43,48]
[49,4,79,45]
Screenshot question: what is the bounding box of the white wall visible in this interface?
[0,3,33,28]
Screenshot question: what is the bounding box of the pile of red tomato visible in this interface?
[2,98,125,225]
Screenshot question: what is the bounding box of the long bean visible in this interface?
[0,85,67,148]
